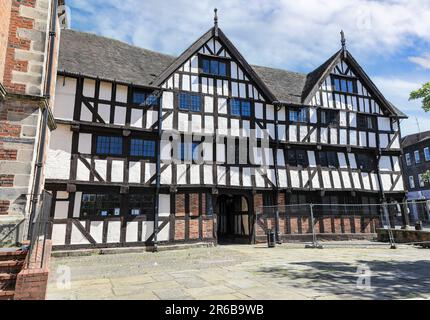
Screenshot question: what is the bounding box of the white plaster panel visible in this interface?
[114,106,126,126]
[290,170,300,188]
[111,160,124,183]
[159,194,170,217]
[98,104,111,123]
[204,165,213,185]
[78,133,92,154]
[126,222,138,243]
[142,222,155,241]
[54,201,68,219]
[146,110,158,129]
[107,221,121,243]
[46,125,72,180]
[255,103,263,119]
[157,221,170,242]
[160,165,172,184]
[332,171,342,189]
[162,92,174,109]
[76,160,90,181]
[205,96,213,113]
[177,164,187,185]
[217,166,226,185]
[242,168,252,187]
[52,224,66,245]
[94,160,107,181]
[129,161,141,184]
[54,77,77,120]
[73,192,82,218]
[145,163,156,184]
[116,85,128,103]
[99,82,112,101]
[80,102,93,121]
[190,165,200,184]
[342,172,351,188]
[71,223,90,245]
[322,171,332,188]
[130,109,143,128]
[83,79,95,97]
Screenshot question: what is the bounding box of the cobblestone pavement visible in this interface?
[47,242,430,300]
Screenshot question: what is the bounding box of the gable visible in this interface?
[154,27,275,102]
[305,52,406,118]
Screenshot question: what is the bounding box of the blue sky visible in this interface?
[65,0,430,136]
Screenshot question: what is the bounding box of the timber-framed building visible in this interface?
[45,15,407,250]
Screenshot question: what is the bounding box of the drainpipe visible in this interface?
[28,0,58,237]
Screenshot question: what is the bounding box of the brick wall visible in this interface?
[14,240,52,300]
[0,95,40,217]
[3,0,52,96]
[0,0,12,83]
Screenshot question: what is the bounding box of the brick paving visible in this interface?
[47,242,430,300]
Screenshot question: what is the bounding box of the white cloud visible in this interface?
[67,0,430,71]
[409,53,430,70]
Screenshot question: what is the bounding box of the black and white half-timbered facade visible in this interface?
[45,17,407,250]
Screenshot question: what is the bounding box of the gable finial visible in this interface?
[340,30,346,50]
[214,8,219,36]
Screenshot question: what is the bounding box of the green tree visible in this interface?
[410,82,430,111]
[410,82,430,181]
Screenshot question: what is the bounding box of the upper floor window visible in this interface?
[415,150,421,164]
[80,193,121,217]
[230,99,251,117]
[289,108,308,123]
[405,153,412,166]
[356,153,376,172]
[333,76,357,94]
[179,93,201,112]
[409,176,415,189]
[179,142,200,162]
[130,139,156,157]
[96,136,123,156]
[133,90,159,106]
[424,147,430,161]
[287,150,308,167]
[357,114,376,130]
[318,151,338,168]
[320,109,339,125]
[201,56,228,77]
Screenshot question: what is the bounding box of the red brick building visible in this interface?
[0,0,66,243]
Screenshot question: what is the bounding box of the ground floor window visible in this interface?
[80,193,121,217]
[129,194,154,216]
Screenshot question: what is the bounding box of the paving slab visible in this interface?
[47,242,430,300]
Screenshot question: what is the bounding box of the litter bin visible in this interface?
[415,221,423,231]
[267,229,276,248]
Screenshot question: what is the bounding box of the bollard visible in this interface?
[267,229,276,248]
[415,220,423,231]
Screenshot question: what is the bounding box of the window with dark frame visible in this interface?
[230,99,251,117]
[320,109,339,125]
[96,136,123,155]
[357,114,376,130]
[356,153,376,172]
[130,139,156,157]
[318,151,338,168]
[179,93,202,112]
[333,76,357,94]
[201,56,228,77]
[129,194,155,216]
[132,90,159,106]
[287,150,308,167]
[80,193,121,217]
[179,142,200,162]
[289,107,308,123]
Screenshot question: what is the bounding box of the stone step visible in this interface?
[0,260,24,274]
[0,290,15,300]
[0,274,16,291]
[0,250,27,262]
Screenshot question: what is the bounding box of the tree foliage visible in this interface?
[410,82,430,112]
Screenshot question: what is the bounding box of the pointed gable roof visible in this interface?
[153,27,276,102]
[58,29,406,118]
[301,49,407,118]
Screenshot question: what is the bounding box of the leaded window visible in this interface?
[80,193,121,217]
[96,136,123,155]
[130,139,156,157]
[179,93,202,112]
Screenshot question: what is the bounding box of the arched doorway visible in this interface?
[216,194,252,244]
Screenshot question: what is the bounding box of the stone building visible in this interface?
[0,0,66,242]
